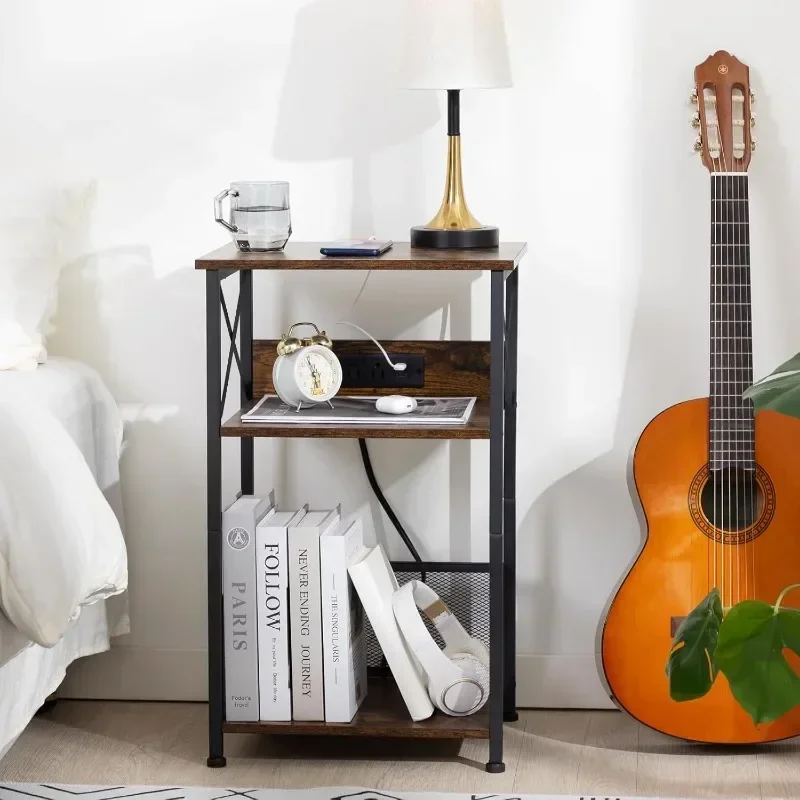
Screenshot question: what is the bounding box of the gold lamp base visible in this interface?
[411,132,499,250]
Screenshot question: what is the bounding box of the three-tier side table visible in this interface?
[196,242,526,772]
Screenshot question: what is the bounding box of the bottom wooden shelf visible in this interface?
[222,677,489,739]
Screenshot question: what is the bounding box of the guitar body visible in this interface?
[602,398,800,742]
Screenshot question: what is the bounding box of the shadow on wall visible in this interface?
[515,9,800,701]
[746,69,800,364]
[273,0,439,234]
[267,0,480,562]
[50,245,209,644]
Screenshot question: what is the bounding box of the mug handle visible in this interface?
[214,189,239,233]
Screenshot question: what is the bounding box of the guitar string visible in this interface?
[721,126,733,611]
[710,109,722,605]
[735,169,750,604]
[744,171,754,604]
[743,169,756,603]
[708,113,715,598]
[734,167,742,605]
[713,115,731,609]
[713,167,720,602]
[737,170,752,605]
[731,164,739,605]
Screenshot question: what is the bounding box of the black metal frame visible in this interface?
[205,264,519,773]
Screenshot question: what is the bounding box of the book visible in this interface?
[320,515,369,723]
[348,545,434,722]
[222,491,275,721]
[289,506,341,720]
[242,396,476,426]
[256,506,308,721]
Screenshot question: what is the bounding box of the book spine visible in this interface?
[222,506,259,721]
[289,529,325,720]
[321,536,351,723]
[256,524,290,720]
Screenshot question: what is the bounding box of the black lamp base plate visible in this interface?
[410,226,500,250]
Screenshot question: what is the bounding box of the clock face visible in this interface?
[294,346,341,401]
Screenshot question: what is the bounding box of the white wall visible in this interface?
[4,0,800,707]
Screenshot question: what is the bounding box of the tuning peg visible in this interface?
[691,113,701,129]
[750,113,757,127]
[694,136,704,153]
[750,90,756,104]
[751,135,758,151]
[690,88,699,104]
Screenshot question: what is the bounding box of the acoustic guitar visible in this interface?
[601,51,800,743]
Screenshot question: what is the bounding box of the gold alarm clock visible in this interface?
[272,322,343,410]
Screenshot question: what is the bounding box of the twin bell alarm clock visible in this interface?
[273,322,342,410]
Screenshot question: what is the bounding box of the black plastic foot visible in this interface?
[504,710,519,723]
[207,756,227,768]
[486,761,506,774]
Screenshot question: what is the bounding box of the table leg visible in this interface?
[503,267,519,722]
[240,270,254,494]
[206,271,226,768]
[486,270,506,774]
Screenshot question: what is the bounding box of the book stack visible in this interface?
[222,494,371,723]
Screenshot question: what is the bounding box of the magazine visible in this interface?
[242,396,476,425]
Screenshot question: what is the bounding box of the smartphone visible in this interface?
[320,240,393,257]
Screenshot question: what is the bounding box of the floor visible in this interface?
[0,702,797,798]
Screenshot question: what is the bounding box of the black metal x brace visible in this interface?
[220,289,242,419]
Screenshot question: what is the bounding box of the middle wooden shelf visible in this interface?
[221,398,490,440]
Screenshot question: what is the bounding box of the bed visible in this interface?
[0,357,128,758]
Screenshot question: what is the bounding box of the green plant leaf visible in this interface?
[715,600,800,725]
[744,352,800,418]
[667,589,722,702]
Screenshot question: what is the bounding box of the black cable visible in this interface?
[358,438,426,581]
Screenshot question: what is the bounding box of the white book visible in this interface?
[289,506,341,721]
[256,506,307,721]
[348,545,434,722]
[321,515,369,723]
[222,491,275,721]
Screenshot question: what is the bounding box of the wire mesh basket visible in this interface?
[365,561,490,673]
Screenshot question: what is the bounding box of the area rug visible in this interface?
[0,787,637,800]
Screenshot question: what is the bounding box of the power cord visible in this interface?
[346,272,425,580]
[358,438,426,582]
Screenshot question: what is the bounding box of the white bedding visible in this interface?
[0,358,128,757]
[0,358,128,655]
[0,601,110,760]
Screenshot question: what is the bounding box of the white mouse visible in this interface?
[376,395,418,415]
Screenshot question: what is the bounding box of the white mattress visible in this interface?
[0,358,126,757]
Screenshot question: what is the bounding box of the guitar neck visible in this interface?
[709,173,754,470]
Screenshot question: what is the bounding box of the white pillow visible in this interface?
[0,184,94,371]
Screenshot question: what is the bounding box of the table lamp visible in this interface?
[405,0,512,249]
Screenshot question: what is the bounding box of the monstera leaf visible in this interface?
[667,589,723,702]
[744,353,800,418]
[715,600,800,725]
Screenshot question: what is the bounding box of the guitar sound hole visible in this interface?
[700,467,763,532]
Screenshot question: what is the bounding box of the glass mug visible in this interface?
[214,181,292,252]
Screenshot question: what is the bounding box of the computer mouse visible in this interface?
[375,395,418,415]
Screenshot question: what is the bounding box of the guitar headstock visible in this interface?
[692,50,756,172]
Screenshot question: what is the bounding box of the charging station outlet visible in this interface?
[338,353,425,390]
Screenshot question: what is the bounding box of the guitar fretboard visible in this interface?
[709,174,754,470]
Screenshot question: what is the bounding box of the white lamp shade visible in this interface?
[404,0,512,90]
